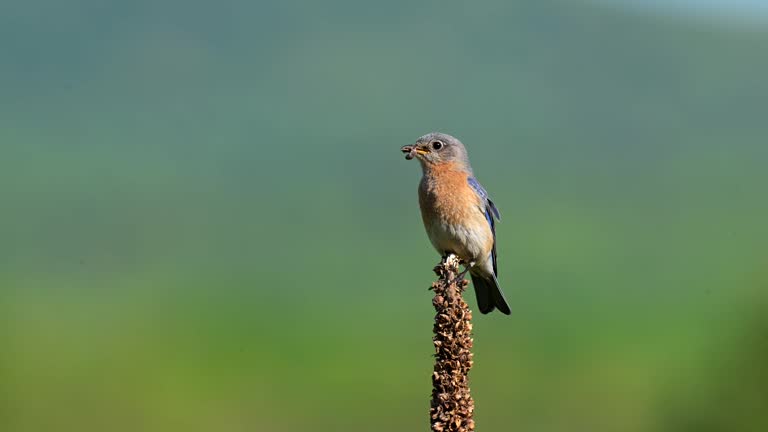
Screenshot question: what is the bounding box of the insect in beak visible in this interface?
[401,145,416,160]
[401,145,428,160]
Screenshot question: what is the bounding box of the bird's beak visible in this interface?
[401,144,428,160]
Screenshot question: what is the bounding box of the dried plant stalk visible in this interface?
[429,254,475,432]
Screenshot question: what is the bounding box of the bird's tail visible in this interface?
[470,272,511,315]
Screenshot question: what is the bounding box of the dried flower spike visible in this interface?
[430,254,475,432]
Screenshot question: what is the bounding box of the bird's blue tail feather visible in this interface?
[470,273,511,315]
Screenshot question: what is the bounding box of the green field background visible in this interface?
[2,1,768,431]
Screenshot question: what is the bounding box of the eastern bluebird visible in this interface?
[401,132,510,315]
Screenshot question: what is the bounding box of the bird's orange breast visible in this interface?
[418,162,493,262]
[419,162,483,226]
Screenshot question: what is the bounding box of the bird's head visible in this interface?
[401,132,470,170]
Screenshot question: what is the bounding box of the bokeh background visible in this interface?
[2,1,768,431]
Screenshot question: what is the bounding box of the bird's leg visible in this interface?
[453,261,475,285]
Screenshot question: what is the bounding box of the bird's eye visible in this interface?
[431,141,443,150]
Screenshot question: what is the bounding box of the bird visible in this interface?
[401,132,510,315]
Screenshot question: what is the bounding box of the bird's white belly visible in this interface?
[426,219,488,262]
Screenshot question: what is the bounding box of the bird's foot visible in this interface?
[451,262,474,286]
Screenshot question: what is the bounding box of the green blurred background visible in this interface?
[2,1,768,431]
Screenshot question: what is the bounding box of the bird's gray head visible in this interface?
[401,132,471,172]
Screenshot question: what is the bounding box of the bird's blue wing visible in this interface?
[467,177,500,220]
[467,176,501,276]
